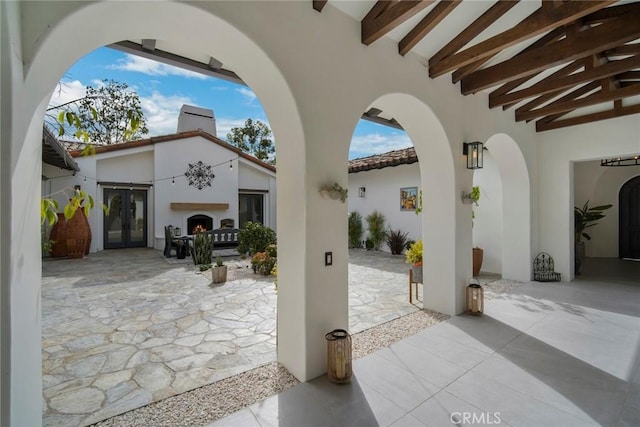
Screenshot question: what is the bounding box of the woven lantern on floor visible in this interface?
[325,329,352,384]
[466,278,484,315]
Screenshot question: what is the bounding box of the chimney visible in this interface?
[177,105,217,137]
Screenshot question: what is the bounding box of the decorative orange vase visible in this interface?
[472,247,484,276]
[65,208,91,258]
[49,213,68,257]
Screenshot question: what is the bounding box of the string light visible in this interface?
[48,157,239,186]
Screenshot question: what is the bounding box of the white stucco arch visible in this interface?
[8,2,309,424]
[364,93,462,315]
[485,134,533,282]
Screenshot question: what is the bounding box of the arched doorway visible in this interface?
[353,93,458,315]
[619,175,640,259]
[9,2,306,425]
[482,134,532,282]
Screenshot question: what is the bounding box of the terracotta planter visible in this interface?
[66,238,86,258]
[66,207,91,258]
[49,213,68,257]
[211,265,227,284]
[472,247,484,276]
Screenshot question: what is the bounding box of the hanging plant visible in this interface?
[319,182,348,203]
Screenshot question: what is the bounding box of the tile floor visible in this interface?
[209,258,640,427]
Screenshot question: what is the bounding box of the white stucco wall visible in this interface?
[538,117,640,280]
[11,1,635,421]
[472,152,503,275]
[574,160,640,258]
[348,163,422,248]
[154,137,238,245]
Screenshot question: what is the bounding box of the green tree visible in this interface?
[226,118,275,164]
[47,79,148,145]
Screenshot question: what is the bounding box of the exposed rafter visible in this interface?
[460,11,640,94]
[490,55,640,108]
[361,1,435,46]
[399,0,461,56]
[317,1,640,131]
[312,0,328,12]
[429,1,613,78]
[516,83,640,122]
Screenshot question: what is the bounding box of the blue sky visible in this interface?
[49,46,411,160]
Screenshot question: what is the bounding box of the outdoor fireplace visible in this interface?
[187,214,213,234]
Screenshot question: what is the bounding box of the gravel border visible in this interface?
[90,279,522,427]
[91,308,449,427]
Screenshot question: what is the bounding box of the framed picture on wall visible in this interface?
[400,187,418,211]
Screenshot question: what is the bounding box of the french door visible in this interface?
[104,189,148,249]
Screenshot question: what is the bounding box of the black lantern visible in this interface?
[466,278,484,315]
[463,142,484,169]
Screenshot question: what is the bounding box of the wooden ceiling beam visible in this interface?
[516,83,640,121]
[429,0,518,64]
[362,1,435,46]
[399,0,461,56]
[461,11,640,94]
[516,81,600,118]
[312,0,328,12]
[604,43,640,57]
[452,22,566,84]
[490,55,640,108]
[617,71,640,81]
[429,0,612,77]
[487,27,567,97]
[536,103,640,131]
[501,60,584,110]
[582,2,640,24]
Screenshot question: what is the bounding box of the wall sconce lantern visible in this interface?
[463,141,484,169]
[359,187,366,198]
[466,278,484,315]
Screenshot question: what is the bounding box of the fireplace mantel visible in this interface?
[170,203,229,210]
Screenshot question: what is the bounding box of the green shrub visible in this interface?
[193,231,213,265]
[405,240,423,265]
[366,210,387,251]
[348,211,364,248]
[237,222,276,255]
[385,229,409,255]
[199,263,212,271]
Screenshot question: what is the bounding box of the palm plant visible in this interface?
[574,201,613,243]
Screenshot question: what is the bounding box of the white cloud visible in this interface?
[110,54,208,79]
[48,80,87,109]
[349,132,412,158]
[215,117,249,139]
[236,87,257,104]
[140,92,195,136]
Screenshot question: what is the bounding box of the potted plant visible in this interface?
[319,182,348,203]
[405,240,423,283]
[211,256,227,283]
[470,186,483,276]
[574,201,612,275]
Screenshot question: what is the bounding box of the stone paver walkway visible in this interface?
[41,248,425,426]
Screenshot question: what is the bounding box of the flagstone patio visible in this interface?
[41,248,425,427]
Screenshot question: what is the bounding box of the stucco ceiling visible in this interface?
[112,1,640,132]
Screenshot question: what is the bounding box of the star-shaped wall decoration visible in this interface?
[184,161,215,190]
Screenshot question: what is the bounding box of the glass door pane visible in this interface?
[104,189,124,248]
[128,190,147,247]
[239,194,264,228]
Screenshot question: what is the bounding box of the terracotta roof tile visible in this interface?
[348,147,417,173]
[64,130,276,173]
